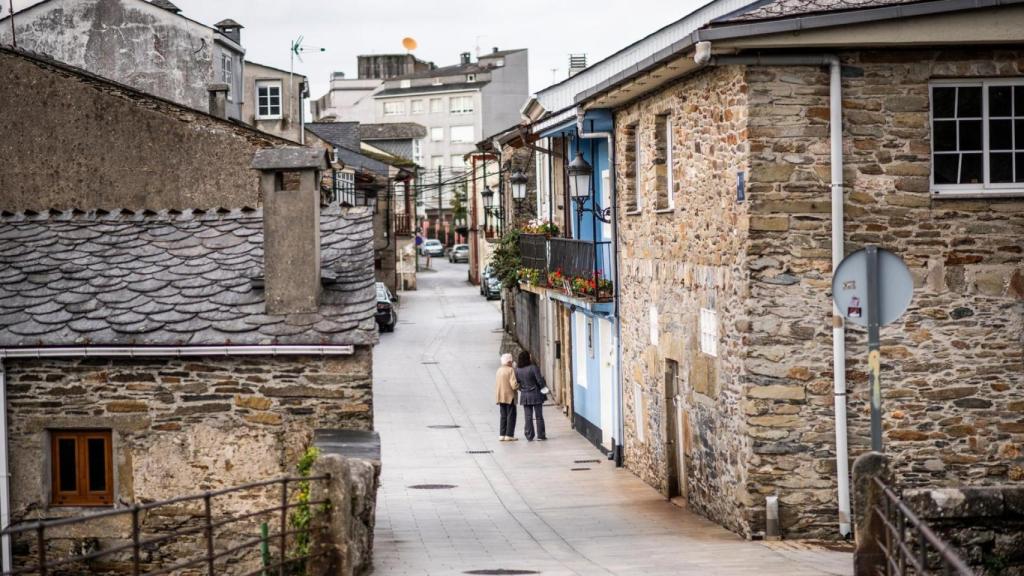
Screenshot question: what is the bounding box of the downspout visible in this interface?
[576,110,625,466]
[698,45,850,536]
[0,359,10,573]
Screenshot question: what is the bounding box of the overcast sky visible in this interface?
[8,0,707,99]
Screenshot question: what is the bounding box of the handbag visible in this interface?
[534,365,550,396]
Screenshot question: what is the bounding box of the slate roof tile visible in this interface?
[0,207,377,348]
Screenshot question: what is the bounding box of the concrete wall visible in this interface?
[616,65,754,535]
[242,61,305,142]
[481,50,529,139]
[0,0,243,118]
[0,49,284,211]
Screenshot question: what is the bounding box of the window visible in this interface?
[412,139,424,166]
[431,127,444,142]
[256,80,283,119]
[432,77,443,86]
[450,155,465,172]
[333,170,355,206]
[466,73,477,83]
[700,308,717,357]
[931,80,1024,195]
[400,79,411,89]
[430,98,443,113]
[383,101,405,116]
[411,99,424,114]
[450,96,474,115]
[221,54,233,101]
[51,430,113,507]
[431,155,444,169]
[450,125,475,143]
[654,114,674,210]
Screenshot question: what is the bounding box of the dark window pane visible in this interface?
[58,438,77,491]
[932,87,956,118]
[1017,153,1024,182]
[960,153,983,184]
[1016,120,1024,149]
[990,85,1013,116]
[990,119,1013,150]
[959,120,982,150]
[933,120,957,151]
[87,439,107,492]
[1015,86,1024,117]
[991,153,1014,183]
[958,87,982,117]
[934,154,959,185]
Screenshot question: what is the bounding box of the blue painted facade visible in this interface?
[540,110,621,455]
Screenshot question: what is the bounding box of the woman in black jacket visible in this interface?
[514,350,547,441]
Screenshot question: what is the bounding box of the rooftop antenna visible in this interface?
[290,35,326,145]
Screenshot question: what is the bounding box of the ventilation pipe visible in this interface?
[696,43,850,537]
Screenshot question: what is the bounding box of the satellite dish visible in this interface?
[402,37,418,51]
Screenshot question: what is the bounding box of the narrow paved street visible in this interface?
[371,261,853,576]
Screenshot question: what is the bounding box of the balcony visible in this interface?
[517,234,613,303]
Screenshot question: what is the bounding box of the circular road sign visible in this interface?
[832,247,913,327]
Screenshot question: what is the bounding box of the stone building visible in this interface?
[0,149,378,570]
[574,0,1024,540]
[241,60,307,142]
[0,46,289,211]
[0,0,246,120]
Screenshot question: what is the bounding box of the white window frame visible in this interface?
[450,155,465,173]
[412,139,424,166]
[255,80,283,120]
[466,73,477,83]
[411,99,424,114]
[930,78,1024,197]
[429,98,443,113]
[430,127,444,142]
[450,96,474,115]
[431,155,444,170]
[383,101,405,116]
[450,125,474,143]
[665,116,675,209]
[221,54,233,101]
[634,126,644,210]
[700,308,717,357]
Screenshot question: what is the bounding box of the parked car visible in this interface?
[483,274,502,300]
[449,244,469,263]
[419,239,444,257]
[375,282,397,332]
[480,265,495,296]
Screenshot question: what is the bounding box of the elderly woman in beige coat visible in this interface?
[495,353,519,441]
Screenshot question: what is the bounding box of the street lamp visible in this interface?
[566,151,611,224]
[510,170,528,201]
[481,185,495,208]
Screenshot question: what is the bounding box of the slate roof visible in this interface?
[306,122,361,150]
[149,0,181,12]
[716,0,930,22]
[359,123,427,141]
[0,207,378,348]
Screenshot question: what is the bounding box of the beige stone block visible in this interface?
[747,385,806,400]
[748,414,802,427]
[235,395,273,410]
[245,412,283,426]
[749,215,789,231]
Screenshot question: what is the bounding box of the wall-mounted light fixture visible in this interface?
[566,152,611,223]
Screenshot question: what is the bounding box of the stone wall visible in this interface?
[5,351,373,528]
[615,65,755,536]
[0,48,285,212]
[745,48,1024,538]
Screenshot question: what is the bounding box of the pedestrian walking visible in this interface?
[514,350,547,441]
[495,353,518,441]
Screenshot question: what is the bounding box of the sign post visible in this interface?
[832,246,913,453]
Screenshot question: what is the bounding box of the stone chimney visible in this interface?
[207,83,230,118]
[214,19,243,45]
[460,52,472,65]
[251,147,330,315]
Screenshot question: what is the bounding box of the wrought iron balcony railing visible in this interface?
[517,234,613,302]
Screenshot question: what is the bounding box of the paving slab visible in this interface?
[372,261,853,576]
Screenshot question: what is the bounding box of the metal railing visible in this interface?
[550,238,599,281]
[2,475,331,576]
[519,234,548,278]
[873,477,973,576]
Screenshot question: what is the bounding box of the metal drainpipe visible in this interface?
[698,46,851,536]
[576,111,625,466]
[0,359,11,573]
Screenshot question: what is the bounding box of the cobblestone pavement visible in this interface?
[371,260,853,576]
